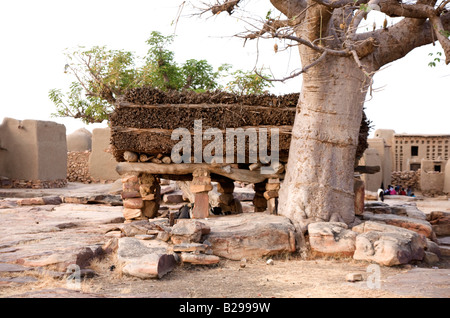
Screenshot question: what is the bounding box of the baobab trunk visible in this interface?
[278,55,369,234]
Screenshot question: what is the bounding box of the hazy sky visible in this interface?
[1,0,449,137]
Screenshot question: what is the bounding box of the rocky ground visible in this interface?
[0,182,449,299]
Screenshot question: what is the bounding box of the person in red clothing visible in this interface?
[389,186,397,195]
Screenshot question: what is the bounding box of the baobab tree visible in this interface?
[199,0,450,234]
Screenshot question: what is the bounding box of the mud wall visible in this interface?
[0,118,67,184]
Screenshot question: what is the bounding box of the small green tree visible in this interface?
[49,46,140,123]
[182,59,220,91]
[49,31,273,124]
[219,64,273,95]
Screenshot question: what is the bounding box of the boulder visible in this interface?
[202,214,296,260]
[163,193,186,204]
[117,237,175,279]
[439,245,450,257]
[364,203,427,221]
[362,212,433,238]
[122,253,177,279]
[364,202,391,214]
[117,237,169,261]
[352,221,426,266]
[121,219,169,237]
[427,211,450,236]
[346,273,363,282]
[423,252,439,265]
[170,220,210,245]
[307,222,357,257]
[402,205,428,220]
[426,239,441,257]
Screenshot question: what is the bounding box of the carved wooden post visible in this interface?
[217,179,242,214]
[139,173,160,219]
[190,169,212,219]
[264,178,280,215]
[253,181,267,212]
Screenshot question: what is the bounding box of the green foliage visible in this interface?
[219,64,273,95]
[142,31,183,90]
[439,30,450,38]
[50,31,273,124]
[181,59,219,91]
[428,51,443,68]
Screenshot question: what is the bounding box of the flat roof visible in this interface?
[394,134,450,138]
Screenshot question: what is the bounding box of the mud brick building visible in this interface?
[360,129,450,195]
[0,118,67,188]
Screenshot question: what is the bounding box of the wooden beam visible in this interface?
[354,165,381,174]
[116,162,283,183]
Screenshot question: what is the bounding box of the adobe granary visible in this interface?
[110,88,371,222]
[0,118,67,189]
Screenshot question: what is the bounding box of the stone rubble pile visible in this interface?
[112,212,296,279]
[67,151,92,183]
[391,170,421,190]
[307,201,450,266]
[0,176,67,189]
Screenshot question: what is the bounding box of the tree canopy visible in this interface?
[49,31,273,124]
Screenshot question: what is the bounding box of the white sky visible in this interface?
[0,0,449,137]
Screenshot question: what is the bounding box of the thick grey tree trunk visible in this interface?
[278,55,369,233]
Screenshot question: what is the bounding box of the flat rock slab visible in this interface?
[362,212,433,238]
[202,213,296,260]
[437,236,450,245]
[0,263,31,273]
[381,268,450,298]
[0,203,124,271]
[4,288,105,298]
[171,220,211,245]
[0,276,38,285]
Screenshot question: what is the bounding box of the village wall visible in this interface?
[88,128,120,181]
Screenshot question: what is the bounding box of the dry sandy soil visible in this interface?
[0,183,449,300]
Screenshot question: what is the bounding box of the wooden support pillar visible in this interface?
[139,173,160,219]
[217,179,242,214]
[121,173,143,223]
[264,178,280,215]
[253,182,267,212]
[190,169,212,219]
[120,173,161,223]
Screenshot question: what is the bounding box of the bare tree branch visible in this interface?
[270,0,307,19]
[255,50,328,82]
[209,0,241,15]
[366,11,450,69]
[312,0,368,8]
[429,13,450,63]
